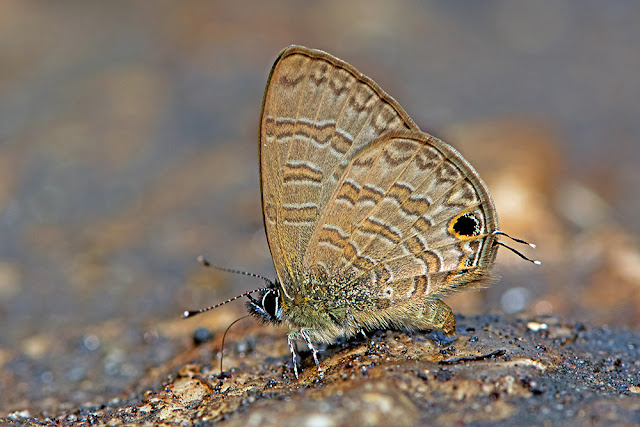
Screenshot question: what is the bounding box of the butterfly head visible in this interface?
[246,282,284,324]
[183,257,288,322]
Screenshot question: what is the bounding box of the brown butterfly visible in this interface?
[185,46,538,378]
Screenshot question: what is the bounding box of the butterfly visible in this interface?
[185,46,538,378]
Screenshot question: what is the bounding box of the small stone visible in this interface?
[527,322,548,332]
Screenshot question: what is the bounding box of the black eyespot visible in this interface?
[453,213,480,237]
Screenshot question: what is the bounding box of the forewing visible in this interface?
[304,130,499,303]
[260,46,418,295]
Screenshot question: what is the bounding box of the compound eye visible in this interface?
[262,289,279,318]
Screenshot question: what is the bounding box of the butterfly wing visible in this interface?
[303,130,499,320]
[259,46,418,296]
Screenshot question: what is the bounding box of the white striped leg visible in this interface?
[299,330,323,376]
[288,330,324,378]
[345,311,367,340]
[287,334,299,379]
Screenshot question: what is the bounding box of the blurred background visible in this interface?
[1,0,638,416]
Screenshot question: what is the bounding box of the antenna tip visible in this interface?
[533,260,542,266]
[529,243,537,249]
[183,310,198,318]
[197,255,210,266]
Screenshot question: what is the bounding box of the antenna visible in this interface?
[183,257,273,375]
[182,256,274,318]
[493,231,541,265]
[196,255,274,284]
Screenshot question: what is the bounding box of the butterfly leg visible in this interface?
[299,329,323,377]
[344,310,367,340]
[287,334,300,379]
[287,329,323,379]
